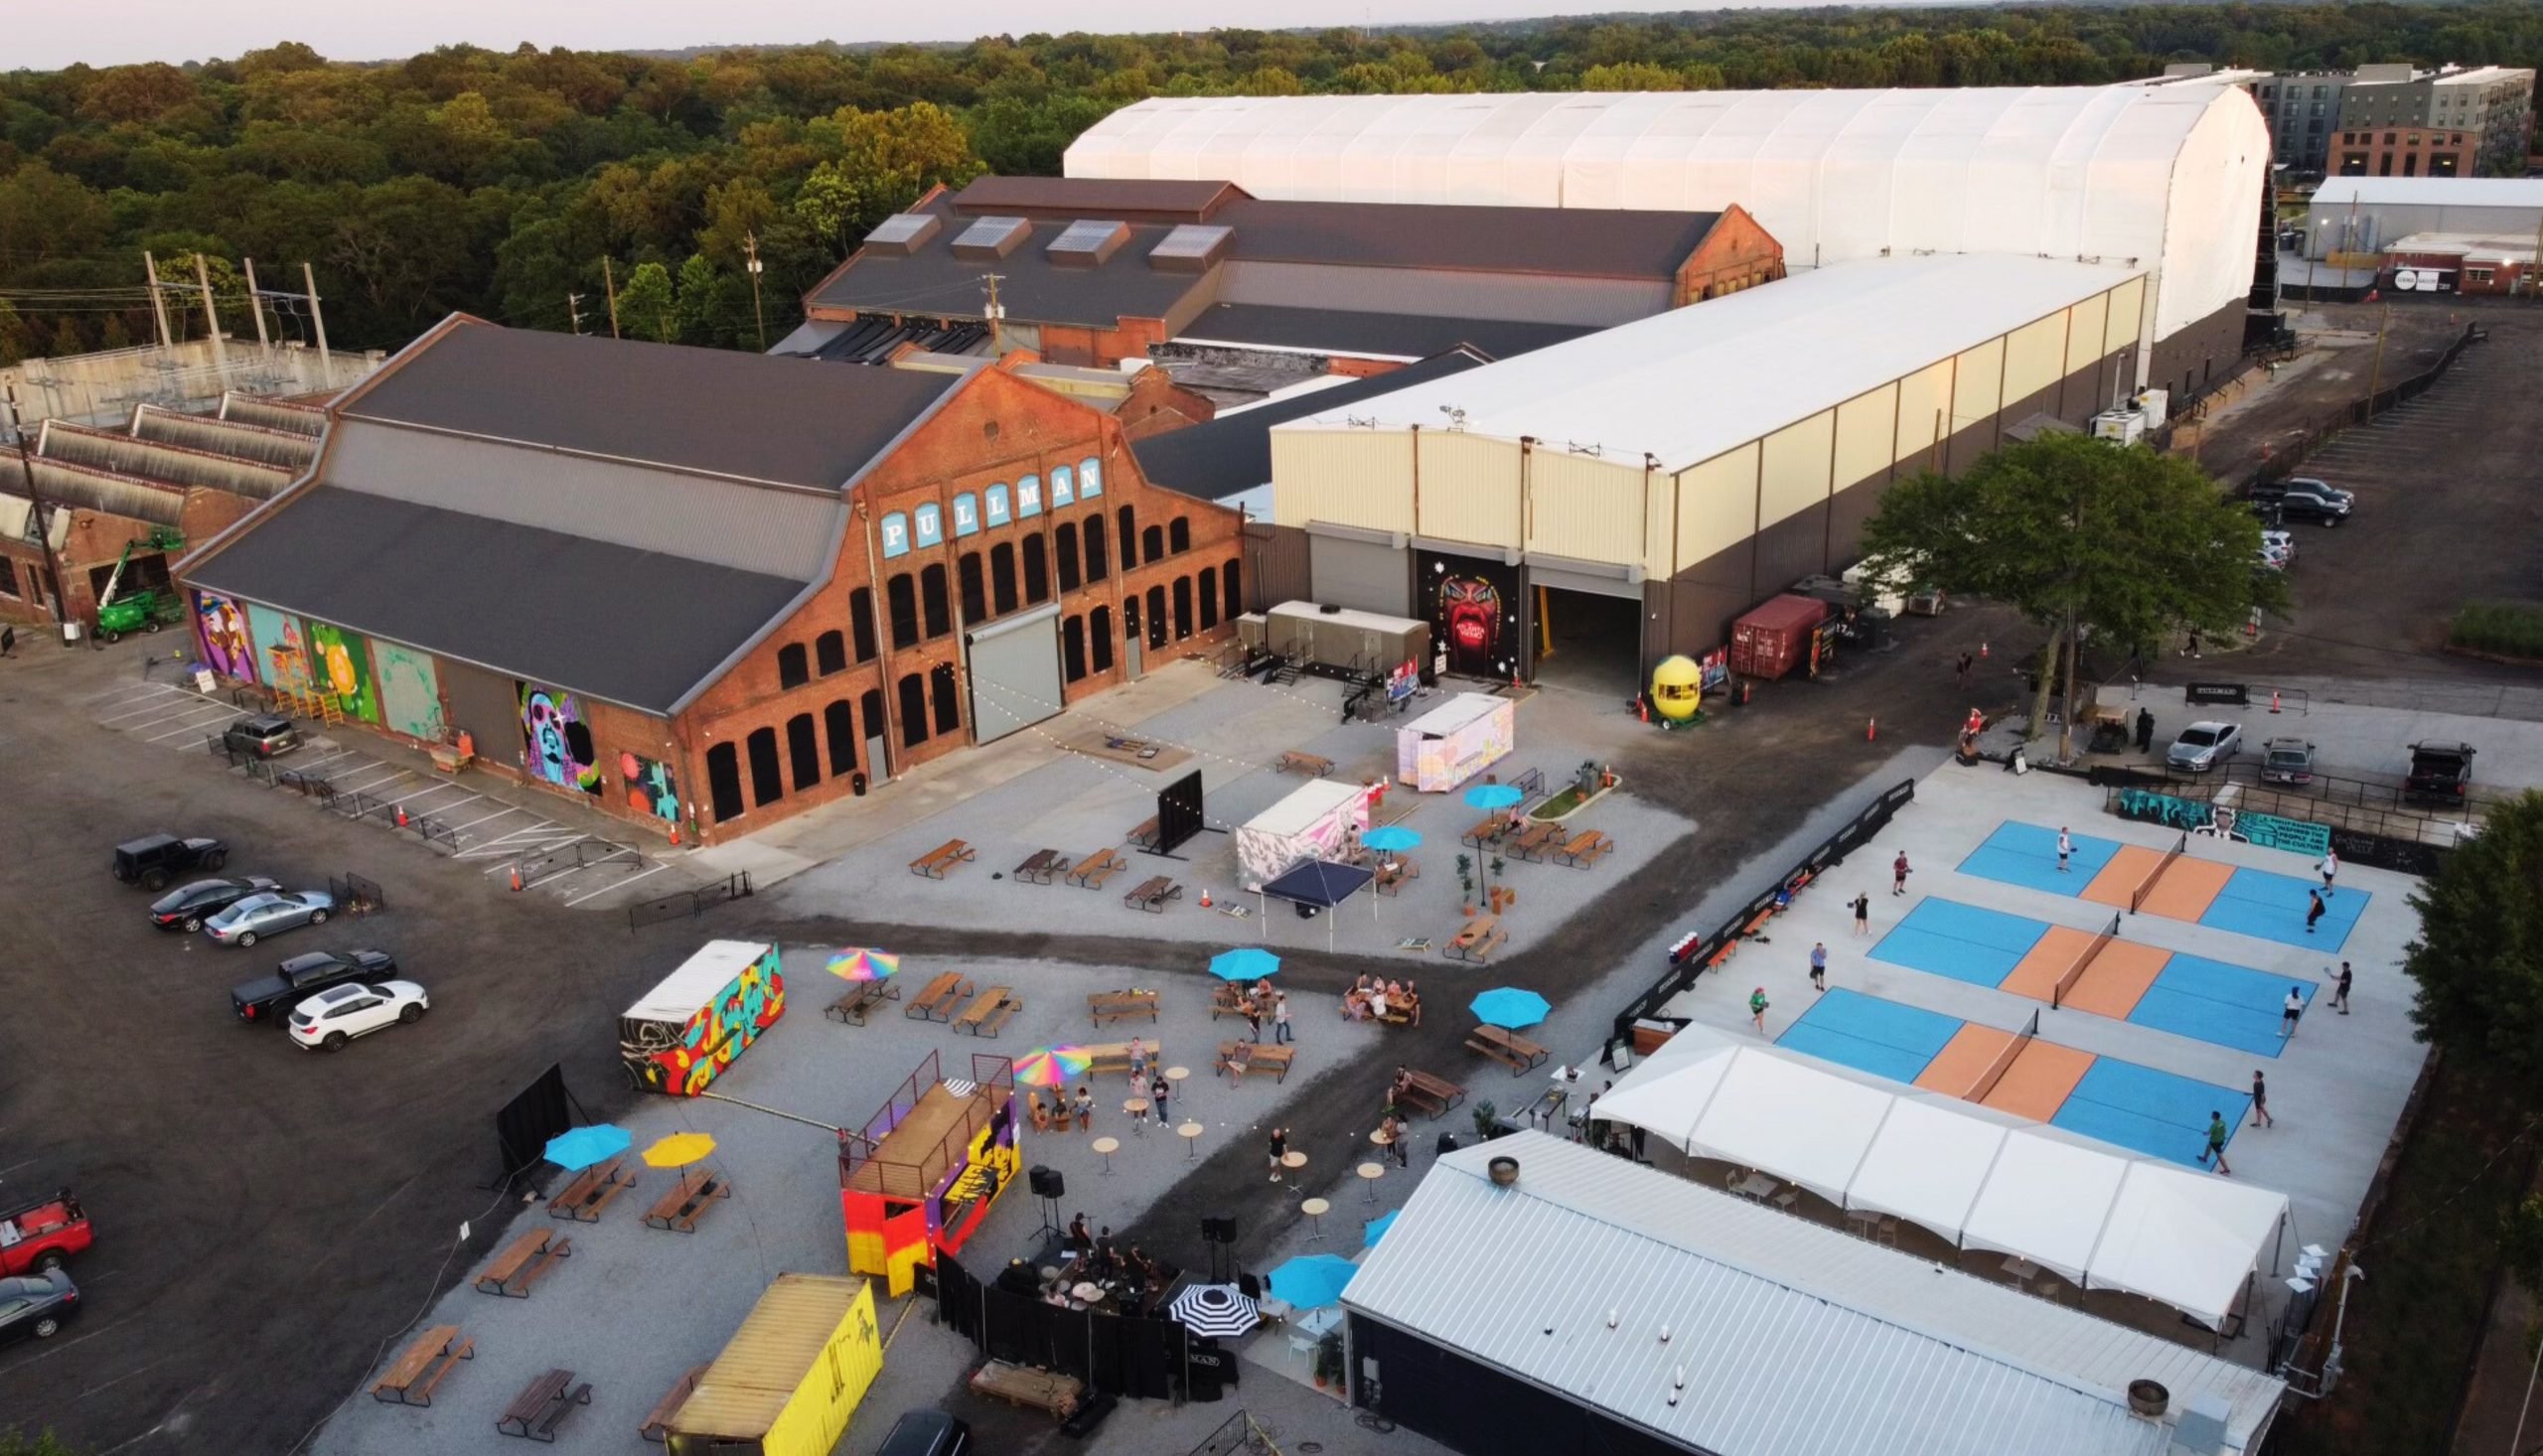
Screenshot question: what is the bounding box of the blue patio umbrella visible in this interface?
[1469,987,1552,1029]
[1362,1210,1400,1248]
[1362,825,1421,852]
[1463,783,1524,810]
[1268,1252,1361,1309]
[543,1123,632,1172]
[1210,946,1281,983]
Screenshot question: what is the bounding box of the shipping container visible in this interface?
[667,1274,883,1456]
[1728,594,1831,680]
[1262,601,1429,677]
[619,940,786,1096]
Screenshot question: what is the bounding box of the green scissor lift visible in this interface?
[92,527,187,644]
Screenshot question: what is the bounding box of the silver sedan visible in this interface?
[204,889,337,946]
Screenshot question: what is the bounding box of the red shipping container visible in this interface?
[1728,594,1831,680]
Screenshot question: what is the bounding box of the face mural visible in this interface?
[195,594,255,682]
[306,622,379,723]
[1419,549,1523,680]
[520,682,602,795]
[620,751,678,824]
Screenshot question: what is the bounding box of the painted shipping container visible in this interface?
[667,1274,883,1456]
[619,941,786,1096]
[1728,594,1830,681]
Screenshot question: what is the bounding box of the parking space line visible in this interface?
[297,749,362,772]
[445,805,523,835]
[332,766,412,794]
[394,785,474,812]
[90,682,183,708]
[142,714,239,743]
[101,696,205,725]
[564,861,669,906]
[129,703,236,735]
[527,845,628,890]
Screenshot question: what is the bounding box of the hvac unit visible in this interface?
[2133,387,2169,429]
[2091,409,2147,445]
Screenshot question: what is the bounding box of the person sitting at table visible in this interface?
[1366,985,1389,1021]
[1026,1090,1050,1133]
[1400,980,1422,1026]
[1391,1065,1415,1104]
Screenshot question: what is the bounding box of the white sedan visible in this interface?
[288,981,430,1052]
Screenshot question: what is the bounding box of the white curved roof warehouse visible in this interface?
[1065,83,2267,368]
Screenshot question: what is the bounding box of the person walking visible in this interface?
[1809,942,1828,993]
[1075,1086,1094,1132]
[2185,628,2202,659]
[1273,991,1292,1044]
[2281,985,2305,1039]
[1891,851,1911,897]
[1244,998,1264,1044]
[2331,961,2353,1014]
[2056,826,2073,874]
[2305,890,2325,935]
[1149,1071,1171,1127]
[2199,1110,2233,1176]
[1267,1126,1289,1185]
[1851,891,1870,938]
[1128,1037,1149,1083]
[1749,986,1770,1035]
[2318,847,2339,898]
[2250,1071,2273,1128]
[2135,707,2156,753]
[1956,651,1974,687]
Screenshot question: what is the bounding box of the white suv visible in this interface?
[288,981,429,1052]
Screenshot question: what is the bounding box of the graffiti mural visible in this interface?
[1417,547,1523,681]
[520,682,602,795]
[617,944,786,1096]
[307,622,380,723]
[2235,809,2333,858]
[2115,788,2215,831]
[620,752,679,824]
[194,593,256,683]
[374,641,445,741]
[245,603,310,691]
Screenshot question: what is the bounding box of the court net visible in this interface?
[1967,1008,2041,1102]
[2051,913,2125,1010]
[2129,831,2191,915]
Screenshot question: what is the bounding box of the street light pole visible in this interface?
[745,231,767,353]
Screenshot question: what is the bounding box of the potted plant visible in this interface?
[1471,1098,1500,1141]
[1455,853,1475,915]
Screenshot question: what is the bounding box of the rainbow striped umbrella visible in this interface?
[1014,1047,1094,1088]
[825,947,901,982]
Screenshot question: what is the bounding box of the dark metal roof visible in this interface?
[187,487,808,713]
[949,176,1247,222]
[1175,305,1597,362]
[1214,197,1720,279]
[791,315,993,364]
[807,211,1209,331]
[345,321,963,491]
[1132,349,1494,504]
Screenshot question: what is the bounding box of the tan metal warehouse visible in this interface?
[1265,253,2145,681]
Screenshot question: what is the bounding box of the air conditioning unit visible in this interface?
[2133,387,2169,429]
[2091,408,2146,446]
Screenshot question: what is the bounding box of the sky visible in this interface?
[11,1,1751,72]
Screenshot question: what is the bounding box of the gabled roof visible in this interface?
[1132,348,1492,503]
[949,176,1250,222]
[1210,196,1721,279]
[1176,304,1594,363]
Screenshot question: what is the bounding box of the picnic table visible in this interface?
[1394,1070,1465,1119]
[1555,829,1614,868]
[1127,816,1162,850]
[910,839,975,878]
[1276,750,1334,778]
[906,971,974,1022]
[1215,1040,1253,1082]
[548,1156,634,1223]
[1465,1024,1549,1077]
[1211,985,1256,1020]
[1122,876,1181,913]
[1067,848,1127,889]
[1375,857,1421,896]
[1085,1040,1163,1078]
[1089,990,1159,1026]
[1013,848,1066,884]
[640,1364,709,1443]
[474,1228,571,1298]
[1460,815,1509,849]
[498,1368,591,1442]
[971,1359,1083,1417]
[1446,914,1507,962]
[644,1170,731,1233]
[1507,823,1562,861]
[373,1324,472,1405]
[824,977,901,1025]
[955,986,1021,1038]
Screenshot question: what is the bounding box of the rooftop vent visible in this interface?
[1048,219,1131,267]
[1150,223,1235,273]
[952,216,1031,260]
[863,213,942,256]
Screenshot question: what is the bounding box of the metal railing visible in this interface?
[626,871,755,932]
[2246,322,2484,491]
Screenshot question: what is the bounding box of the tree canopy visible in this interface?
[2407,792,2543,1100]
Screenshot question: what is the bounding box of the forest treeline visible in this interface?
[1,5,2537,361]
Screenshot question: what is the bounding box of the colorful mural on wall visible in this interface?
[620,752,678,824]
[617,943,786,1096]
[194,593,256,683]
[374,641,445,741]
[520,681,603,795]
[307,622,380,723]
[244,603,311,691]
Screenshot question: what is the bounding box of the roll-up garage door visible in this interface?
[1308,529,1409,616]
[1527,558,1643,602]
[965,602,1064,745]
[439,657,523,770]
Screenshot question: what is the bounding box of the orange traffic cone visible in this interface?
[670,823,681,846]
[509,864,523,892]
[2270,689,2282,714]
[1199,886,1213,908]
[1867,717,1877,741]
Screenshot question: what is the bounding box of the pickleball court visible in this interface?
[1956,820,2368,949]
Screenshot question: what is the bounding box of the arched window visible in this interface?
[1063,616,1088,681]
[1169,515,1191,554]
[1145,585,1167,649]
[746,726,784,806]
[1117,505,1137,568]
[776,643,809,689]
[1090,606,1115,672]
[930,662,962,734]
[1199,566,1220,630]
[815,630,846,675]
[886,573,919,650]
[958,552,986,625]
[706,743,743,822]
[897,673,929,747]
[920,563,951,639]
[1055,522,1081,592]
[1171,576,1193,641]
[1122,594,1140,649]
[786,712,821,791]
[859,688,884,755]
[849,588,877,662]
[1223,557,1243,621]
[1022,535,1049,605]
[989,542,1019,615]
[823,699,857,776]
[1141,524,1164,563]
[1083,516,1109,581]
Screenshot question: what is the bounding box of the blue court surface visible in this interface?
[1869,898,2047,987]
[1955,821,2122,897]
[1775,988,1960,1086]
[2199,866,2370,949]
[2126,953,2316,1058]
[2051,1060,2253,1170]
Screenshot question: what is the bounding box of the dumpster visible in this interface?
[666,1274,883,1456]
[1728,595,1832,681]
[619,940,785,1096]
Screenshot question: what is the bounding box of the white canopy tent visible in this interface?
[1595,1023,2287,1329]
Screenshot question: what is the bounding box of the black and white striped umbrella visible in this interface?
[1167,1282,1260,1338]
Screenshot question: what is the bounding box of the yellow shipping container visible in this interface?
[668,1274,884,1456]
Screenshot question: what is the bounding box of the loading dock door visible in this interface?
[964,603,1065,746]
[1309,533,1410,617]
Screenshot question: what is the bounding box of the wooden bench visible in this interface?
[1375,857,1421,896]
[956,986,1020,1038]
[1461,815,1512,848]
[640,1364,708,1443]
[1505,822,1561,861]
[644,1170,731,1233]
[548,1157,634,1223]
[1089,990,1159,1026]
[474,1228,571,1298]
[1211,985,1256,1020]
[498,1368,591,1442]
[1067,848,1127,889]
[1556,830,1613,868]
[1466,1025,1550,1077]
[1276,750,1334,778]
[1122,876,1181,913]
[1446,915,1507,962]
[1248,1044,1296,1083]
[1397,1070,1466,1119]
[910,838,975,878]
[825,977,900,1025]
[907,971,973,1022]
[1086,1041,1162,1078]
[1127,815,1161,850]
[373,1324,471,1405]
[1013,848,1065,885]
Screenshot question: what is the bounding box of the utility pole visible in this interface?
[566,292,585,336]
[982,273,1007,355]
[193,253,227,373]
[141,250,174,352]
[301,262,332,378]
[5,385,71,634]
[602,257,621,340]
[240,257,273,353]
[744,231,767,352]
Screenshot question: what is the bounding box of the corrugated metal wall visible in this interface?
[1309,532,1410,615]
[1271,429,1414,532]
[1523,450,1648,569]
[1415,430,1518,545]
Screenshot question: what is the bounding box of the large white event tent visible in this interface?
[1594,1022,2289,1329]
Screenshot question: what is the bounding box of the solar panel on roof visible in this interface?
[951,216,1031,259]
[1149,223,1234,272]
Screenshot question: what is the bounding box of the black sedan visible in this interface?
[0,1271,80,1346]
[149,876,282,933]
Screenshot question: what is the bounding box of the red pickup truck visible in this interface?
[0,1190,91,1275]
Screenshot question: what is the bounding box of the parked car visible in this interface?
[2260,738,2317,786]
[2405,741,2476,805]
[111,833,226,891]
[0,1191,90,1277]
[2261,528,2296,563]
[231,948,397,1025]
[204,889,336,946]
[2167,720,2244,773]
[2284,476,2355,505]
[149,875,281,933]
[221,713,301,759]
[288,980,430,1052]
[0,1271,80,1347]
[2247,479,2351,525]
[874,1410,972,1456]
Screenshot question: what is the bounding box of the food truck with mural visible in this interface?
[619,941,785,1096]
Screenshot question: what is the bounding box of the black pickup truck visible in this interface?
[230,949,398,1025]
[2405,742,2476,806]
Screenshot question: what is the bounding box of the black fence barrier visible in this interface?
[329,871,385,915]
[2249,322,2483,491]
[626,870,755,932]
[406,814,458,853]
[935,1251,1210,1404]
[2184,682,2249,706]
[1614,778,1917,1046]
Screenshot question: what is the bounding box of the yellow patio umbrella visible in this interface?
[643,1132,717,1190]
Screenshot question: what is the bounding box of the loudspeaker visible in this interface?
[1200,1216,1236,1244]
[1030,1165,1065,1199]
[1236,1271,1263,1299]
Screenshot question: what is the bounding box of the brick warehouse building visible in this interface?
[177,318,1244,843]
